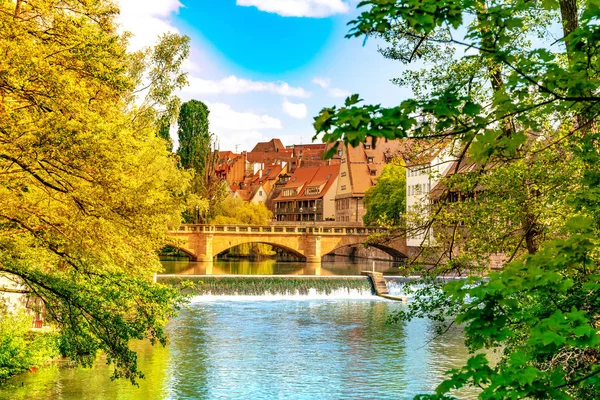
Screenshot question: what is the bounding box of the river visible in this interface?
[1,259,480,399]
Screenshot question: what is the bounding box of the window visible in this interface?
[367,156,374,163]
[370,168,376,176]
[305,155,309,160]
[341,185,347,190]
[337,149,343,157]
[259,191,263,196]
[341,171,346,177]
[305,187,320,195]
[364,143,371,149]
[292,177,297,182]
[327,174,331,180]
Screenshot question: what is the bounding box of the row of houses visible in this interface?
[216,138,406,224]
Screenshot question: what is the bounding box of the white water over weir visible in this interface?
[156,274,422,300]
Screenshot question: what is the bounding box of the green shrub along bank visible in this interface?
[0,305,60,382]
[158,276,373,296]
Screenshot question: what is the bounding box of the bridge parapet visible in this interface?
[173,224,386,236]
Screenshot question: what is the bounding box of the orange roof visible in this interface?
[274,164,339,201]
[251,138,285,153]
[349,164,379,195]
[293,143,327,151]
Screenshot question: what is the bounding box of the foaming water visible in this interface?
[189,288,378,302]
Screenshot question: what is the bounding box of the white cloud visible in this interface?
[206,102,283,151]
[237,0,349,17]
[116,0,183,51]
[312,77,330,88]
[185,75,311,98]
[208,102,282,131]
[311,76,351,98]
[282,100,308,119]
[328,87,351,98]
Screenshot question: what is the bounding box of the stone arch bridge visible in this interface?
[168,224,407,265]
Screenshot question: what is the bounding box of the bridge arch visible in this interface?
[164,243,198,261]
[214,241,307,260]
[324,243,408,262]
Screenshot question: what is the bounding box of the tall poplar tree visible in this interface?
[177,99,211,171]
[176,100,226,222]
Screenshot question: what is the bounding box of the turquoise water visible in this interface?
[1,297,478,399]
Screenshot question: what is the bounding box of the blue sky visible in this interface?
[118,0,413,151]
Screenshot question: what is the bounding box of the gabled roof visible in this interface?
[251,138,285,153]
[274,164,339,201]
[343,138,406,196]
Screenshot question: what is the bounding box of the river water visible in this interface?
[1,260,480,399]
[161,256,405,276]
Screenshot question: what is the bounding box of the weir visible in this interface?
[157,274,417,299]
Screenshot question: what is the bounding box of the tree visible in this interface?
[1,0,190,383]
[212,196,273,225]
[176,100,227,223]
[363,160,406,227]
[176,100,211,171]
[314,0,600,398]
[211,196,274,257]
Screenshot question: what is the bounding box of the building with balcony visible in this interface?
[335,138,405,224]
[272,164,339,222]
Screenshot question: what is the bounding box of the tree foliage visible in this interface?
[176,99,211,171]
[0,302,59,382]
[0,0,190,383]
[212,196,273,225]
[175,100,226,223]
[363,160,406,226]
[314,0,600,397]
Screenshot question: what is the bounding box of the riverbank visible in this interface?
[0,308,60,383]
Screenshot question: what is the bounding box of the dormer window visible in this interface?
[367,156,374,163]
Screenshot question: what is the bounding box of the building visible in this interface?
[335,138,405,224]
[404,141,459,246]
[273,164,339,222]
[216,151,246,185]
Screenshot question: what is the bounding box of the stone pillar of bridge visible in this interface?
[305,235,322,265]
[193,233,213,263]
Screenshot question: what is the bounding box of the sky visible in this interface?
[117,0,413,152]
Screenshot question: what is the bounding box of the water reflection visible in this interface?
[2,300,482,400]
[160,256,404,276]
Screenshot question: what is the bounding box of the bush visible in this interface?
[0,303,59,382]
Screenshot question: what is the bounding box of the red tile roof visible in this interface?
[251,138,285,153]
[274,164,339,201]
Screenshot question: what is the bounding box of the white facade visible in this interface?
[250,185,268,204]
[406,145,457,247]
